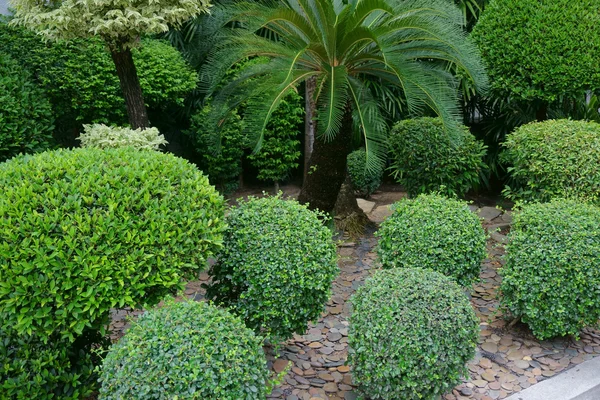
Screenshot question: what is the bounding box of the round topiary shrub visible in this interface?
[349,268,479,400]
[500,200,600,339]
[99,299,269,400]
[376,193,486,287]
[347,149,383,197]
[77,124,168,150]
[0,52,54,162]
[388,117,487,197]
[205,196,338,343]
[501,119,600,204]
[0,148,225,398]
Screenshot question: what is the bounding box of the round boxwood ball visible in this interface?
[0,147,225,342]
[205,196,338,343]
[348,268,479,400]
[376,193,486,287]
[99,300,269,400]
[347,149,383,198]
[500,199,600,339]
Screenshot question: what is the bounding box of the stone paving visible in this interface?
[109,199,600,400]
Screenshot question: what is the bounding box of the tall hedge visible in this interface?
[472,0,600,105]
[0,53,54,162]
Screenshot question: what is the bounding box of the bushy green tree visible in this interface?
[10,0,210,128]
[472,0,600,120]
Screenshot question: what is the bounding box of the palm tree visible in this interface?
[202,0,487,213]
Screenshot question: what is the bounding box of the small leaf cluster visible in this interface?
[388,117,487,198]
[501,119,600,204]
[346,149,383,198]
[248,89,303,186]
[99,299,269,400]
[500,200,600,339]
[349,268,479,400]
[205,196,339,343]
[376,193,486,287]
[472,0,600,103]
[0,148,225,397]
[0,52,54,162]
[78,124,168,150]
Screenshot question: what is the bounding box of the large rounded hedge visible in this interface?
[376,193,486,287]
[347,149,383,198]
[502,119,600,204]
[0,53,54,162]
[0,148,224,398]
[205,196,338,343]
[99,300,269,400]
[500,200,600,339]
[472,0,600,103]
[349,268,479,400]
[388,117,487,198]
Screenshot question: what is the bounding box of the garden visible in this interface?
[1,0,600,399]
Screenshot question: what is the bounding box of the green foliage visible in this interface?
[500,200,600,339]
[0,53,54,162]
[347,149,383,198]
[78,124,167,150]
[0,147,225,341]
[376,193,486,287]
[349,268,479,400]
[202,0,488,171]
[0,24,197,137]
[502,119,600,204]
[99,299,269,400]
[10,0,210,50]
[472,0,600,103]
[388,117,487,197]
[205,196,338,343]
[187,105,247,194]
[248,90,303,186]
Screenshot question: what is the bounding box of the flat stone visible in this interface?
[514,360,530,369]
[274,359,291,374]
[323,383,338,393]
[369,205,394,223]
[356,198,376,214]
[482,342,499,353]
[478,206,502,221]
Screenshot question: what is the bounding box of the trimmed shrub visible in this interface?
[0,148,225,397]
[99,299,269,400]
[0,53,54,162]
[376,193,486,287]
[472,0,600,104]
[501,119,600,204]
[388,117,487,197]
[349,268,479,400]
[347,149,383,197]
[205,196,338,343]
[78,124,168,150]
[500,200,600,339]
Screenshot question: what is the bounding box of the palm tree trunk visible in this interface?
[303,77,317,182]
[110,47,149,129]
[298,107,353,212]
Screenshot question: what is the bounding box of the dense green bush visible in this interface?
[0,148,225,397]
[349,268,479,400]
[248,90,303,189]
[501,119,600,204]
[0,53,54,162]
[500,200,600,339]
[347,149,383,197]
[472,0,600,105]
[0,24,197,140]
[187,105,247,194]
[78,124,167,150]
[376,193,486,287]
[388,117,487,197]
[205,196,338,343]
[99,300,269,400]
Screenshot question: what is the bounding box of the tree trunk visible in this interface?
[303,77,317,183]
[274,180,280,194]
[333,172,369,236]
[110,47,149,129]
[298,107,353,212]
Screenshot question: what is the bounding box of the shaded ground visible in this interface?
[109,187,600,400]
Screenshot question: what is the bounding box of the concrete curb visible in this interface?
[505,356,600,400]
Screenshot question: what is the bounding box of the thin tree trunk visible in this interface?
[536,102,548,122]
[110,47,149,129]
[298,107,353,212]
[274,180,280,194]
[303,77,316,183]
[333,172,369,236]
